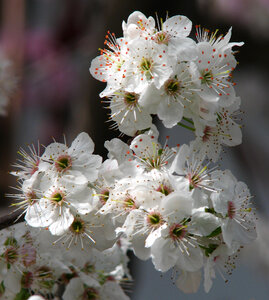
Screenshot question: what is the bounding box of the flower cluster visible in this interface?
[10,132,117,252]
[101,132,257,293]
[0,223,130,299]
[9,129,256,295]
[4,10,257,299]
[90,11,243,162]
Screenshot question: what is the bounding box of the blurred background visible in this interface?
[0,0,269,299]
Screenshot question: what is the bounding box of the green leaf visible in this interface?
[14,288,30,300]
[98,272,107,285]
[204,207,216,214]
[0,281,5,297]
[200,243,219,257]
[136,128,150,135]
[206,226,222,238]
[177,122,195,132]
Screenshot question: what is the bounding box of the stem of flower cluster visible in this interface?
[177,122,195,132]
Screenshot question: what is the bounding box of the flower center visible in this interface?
[55,155,72,172]
[31,160,40,175]
[228,201,236,219]
[164,78,180,96]
[155,31,170,45]
[34,266,54,289]
[141,146,170,170]
[156,184,173,196]
[124,198,136,210]
[140,57,152,71]
[188,173,200,190]
[26,191,37,205]
[200,70,213,85]
[99,189,110,205]
[188,165,208,191]
[82,287,99,300]
[147,212,164,229]
[50,191,65,205]
[82,262,95,274]
[169,224,186,241]
[123,92,139,107]
[70,218,85,234]
[21,271,34,289]
[140,57,153,79]
[4,247,18,264]
[202,126,213,142]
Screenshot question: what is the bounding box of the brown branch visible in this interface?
[0,210,24,231]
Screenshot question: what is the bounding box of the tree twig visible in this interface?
[0,210,24,231]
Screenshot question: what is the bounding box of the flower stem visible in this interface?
[177,122,195,132]
[182,117,194,125]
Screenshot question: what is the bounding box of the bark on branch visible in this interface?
[0,210,24,230]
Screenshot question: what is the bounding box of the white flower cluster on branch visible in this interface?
[1,10,258,300]
[0,223,130,299]
[90,11,243,162]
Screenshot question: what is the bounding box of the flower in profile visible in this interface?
[195,26,243,107]
[170,143,218,192]
[192,97,242,162]
[106,90,153,136]
[211,171,257,249]
[122,11,156,40]
[11,143,41,181]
